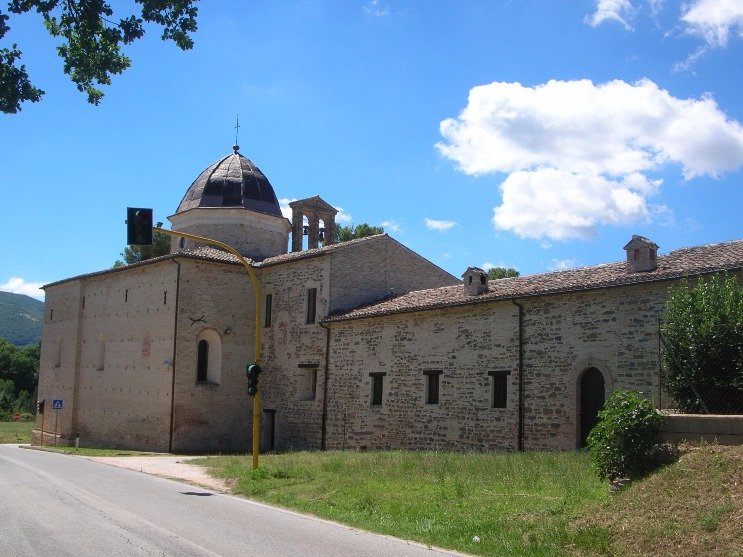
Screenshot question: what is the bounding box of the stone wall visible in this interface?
[171,258,254,453]
[36,262,178,451]
[328,235,458,314]
[519,281,667,450]
[324,280,673,452]
[325,302,520,451]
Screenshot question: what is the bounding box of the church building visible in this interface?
[34,147,743,453]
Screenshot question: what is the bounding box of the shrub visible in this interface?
[587,390,665,480]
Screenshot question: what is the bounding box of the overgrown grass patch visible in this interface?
[568,444,743,557]
[0,420,33,443]
[193,450,607,556]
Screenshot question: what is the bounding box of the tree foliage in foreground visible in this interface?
[334,223,384,243]
[114,229,171,267]
[0,339,39,417]
[661,274,743,413]
[1,0,198,113]
[487,267,519,280]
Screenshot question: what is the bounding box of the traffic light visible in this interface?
[127,207,153,245]
[246,363,262,396]
[37,399,45,415]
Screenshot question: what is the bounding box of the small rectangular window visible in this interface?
[424,370,442,405]
[298,363,318,401]
[264,294,273,328]
[306,288,317,324]
[370,372,386,406]
[489,370,510,408]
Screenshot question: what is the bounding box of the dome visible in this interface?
[176,147,282,217]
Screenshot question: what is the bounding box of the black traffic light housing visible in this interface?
[37,399,45,415]
[127,207,153,245]
[246,363,262,396]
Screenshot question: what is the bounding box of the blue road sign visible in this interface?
[52,399,63,410]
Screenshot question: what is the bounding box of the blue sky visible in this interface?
[2,0,742,301]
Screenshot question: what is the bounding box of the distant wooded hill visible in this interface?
[0,292,44,346]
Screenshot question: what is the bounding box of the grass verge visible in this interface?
[0,420,33,443]
[193,450,607,556]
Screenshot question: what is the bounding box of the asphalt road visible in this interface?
[0,445,463,557]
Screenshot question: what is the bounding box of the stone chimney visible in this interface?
[462,267,488,296]
[623,235,659,272]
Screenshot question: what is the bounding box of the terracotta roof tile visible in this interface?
[325,239,743,323]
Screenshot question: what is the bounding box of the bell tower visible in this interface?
[289,196,338,252]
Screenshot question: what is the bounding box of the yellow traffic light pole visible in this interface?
[155,227,263,469]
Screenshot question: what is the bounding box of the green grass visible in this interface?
[0,420,33,443]
[193,450,608,556]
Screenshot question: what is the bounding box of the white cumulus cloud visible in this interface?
[681,0,743,48]
[437,78,743,240]
[2,277,45,300]
[424,218,457,232]
[585,0,636,29]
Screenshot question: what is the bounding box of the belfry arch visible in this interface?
[289,196,337,251]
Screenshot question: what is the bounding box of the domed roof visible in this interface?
[176,146,282,217]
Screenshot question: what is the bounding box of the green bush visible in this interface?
[661,274,743,413]
[587,390,665,480]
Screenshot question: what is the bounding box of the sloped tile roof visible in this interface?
[325,239,743,323]
[42,235,387,288]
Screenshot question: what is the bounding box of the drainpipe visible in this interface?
[168,259,181,453]
[319,321,331,451]
[512,300,525,452]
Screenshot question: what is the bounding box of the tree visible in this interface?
[334,223,384,243]
[661,274,743,413]
[0,339,39,417]
[1,1,198,113]
[486,267,519,280]
[113,229,170,267]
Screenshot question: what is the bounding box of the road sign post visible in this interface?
[52,399,63,446]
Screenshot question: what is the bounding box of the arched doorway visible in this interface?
[579,367,605,447]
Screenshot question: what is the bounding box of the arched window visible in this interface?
[196,329,222,384]
[196,340,209,382]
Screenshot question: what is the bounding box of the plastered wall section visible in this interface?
[328,236,459,314]
[325,302,520,451]
[170,258,254,453]
[36,262,178,451]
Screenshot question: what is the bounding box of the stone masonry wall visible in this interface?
[171,258,254,453]
[519,282,667,451]
[325,280,676,452]
[258,256,330,451]
[328,236,458,314]
[325,302,520,451]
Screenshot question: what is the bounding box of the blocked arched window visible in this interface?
[95,333,106,371]
[196,329,222,384]
[54,335,62,368]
